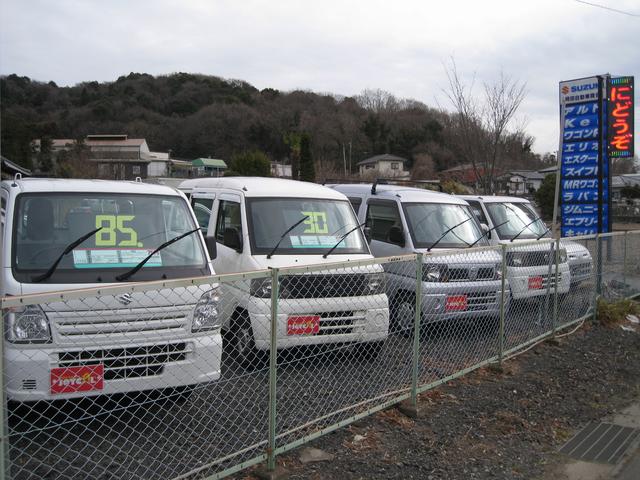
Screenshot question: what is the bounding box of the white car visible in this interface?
[461,195,582,299]
[1,177,222,402]
[330,183,507,331]
[179,177,389,365]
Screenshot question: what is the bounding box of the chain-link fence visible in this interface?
[2,231,638,479]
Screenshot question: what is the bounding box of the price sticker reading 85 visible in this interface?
[94,215,142,247]
[301,211,328,234]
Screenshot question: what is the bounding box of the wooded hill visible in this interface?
[1,72,546,178]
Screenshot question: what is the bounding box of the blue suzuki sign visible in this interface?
[559,76,610,237]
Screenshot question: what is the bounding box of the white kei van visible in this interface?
[179,177,389,365]
[0,177,222,402]
[330,184,506,331]
[460,196,579,298]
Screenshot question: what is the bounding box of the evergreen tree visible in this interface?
[299,133,315,182]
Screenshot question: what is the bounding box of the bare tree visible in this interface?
[442,58,527,193]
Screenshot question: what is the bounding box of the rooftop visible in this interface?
[1,177,182,196]
[178,177,346,199]
[356,154,408,166]
[330,183,467,205]
[192,158,228,168]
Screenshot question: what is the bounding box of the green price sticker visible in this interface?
[301,211,329,234]
[94,215,141,247]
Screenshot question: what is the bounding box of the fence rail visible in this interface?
[1,231,639,479]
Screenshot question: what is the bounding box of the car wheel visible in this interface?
[232,312,264,368]
[390,292,416,336]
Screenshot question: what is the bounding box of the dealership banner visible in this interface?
[558,75,634,237]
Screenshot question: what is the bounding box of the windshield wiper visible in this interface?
[116,228,201,282]
[427,218,471,251]
[32,227,103,283]
[323,222,366,258]
[266,215,310,259]
[536,225,551,240]
[511,217,543,242]
[468,220,509,248]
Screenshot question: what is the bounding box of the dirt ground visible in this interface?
[237,315,640,480]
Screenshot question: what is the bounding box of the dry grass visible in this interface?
[596,298,639,327]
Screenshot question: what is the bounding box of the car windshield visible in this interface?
[485,202,548,240]
[403,203,486,249]
[13,193,207,283]
[246,197,368,255]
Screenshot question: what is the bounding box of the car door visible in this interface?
[365,199,408,258]
[212,193,245,274]
[190,192,216,236]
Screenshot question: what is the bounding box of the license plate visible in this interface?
[287,315,320,335]
[50,364,104,395]
[445,295,468,311]
[528,276,544,290]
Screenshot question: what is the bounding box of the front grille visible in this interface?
[466,292,498,311]
[57,343,190,380]
[448,267,496,282]
[281,274,369,299]
[508,250,562,267]
[297,311,365,335]
[51,306,191,339]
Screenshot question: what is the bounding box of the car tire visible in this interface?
[231,311,265,368]
[390,292,416,337]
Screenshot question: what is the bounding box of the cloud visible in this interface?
[1,0,638,154]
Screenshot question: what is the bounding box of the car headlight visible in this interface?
[423,264,447,282]
[507,252,526,267]
[250,277,272,298]
[5,304,51,343]
[191,288,221,332]
[366,272,386,295]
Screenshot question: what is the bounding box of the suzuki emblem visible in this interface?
[116,293,133,306]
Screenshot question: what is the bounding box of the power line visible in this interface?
[573,0,640,17]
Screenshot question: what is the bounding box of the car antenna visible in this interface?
[371,179,378,195]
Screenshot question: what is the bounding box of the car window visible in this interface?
[191,198,213,234]
[466,200,488,225]
[366,201,402,244]
[215,200,242,247]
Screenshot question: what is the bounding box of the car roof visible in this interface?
[179,177,347,200]
[330,184,468,205]
[459,194,531,204]
[2,177,182,196]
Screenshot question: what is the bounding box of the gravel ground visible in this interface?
[236,317,640,480]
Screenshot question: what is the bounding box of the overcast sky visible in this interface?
[1,0,638,154]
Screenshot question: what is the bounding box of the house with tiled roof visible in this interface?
[357,154,409,178]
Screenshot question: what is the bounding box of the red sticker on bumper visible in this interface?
[50,364,104,395]
[287,315,320,335]
[528,276,544,290]
[445,295,468,311]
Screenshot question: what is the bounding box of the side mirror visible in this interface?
[363,226,372,244]
[223,227,243,253]
[481,223,491,239]
[204,236,217,259]
[388,226,405,247]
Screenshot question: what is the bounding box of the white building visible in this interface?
[357,154,410,178]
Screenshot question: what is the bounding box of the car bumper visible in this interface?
[5,334,222,402]
[248,294,389,350]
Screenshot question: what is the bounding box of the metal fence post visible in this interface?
[410,253,423,408]
[593,234,601,321]
[267,267,279,472]
[552,238,560,337]
[0,306,6,480]
[498,244,507,364]
[623,231,628,293]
